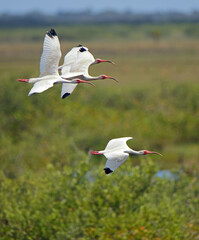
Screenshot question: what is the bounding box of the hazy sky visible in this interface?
[2,0,199,14]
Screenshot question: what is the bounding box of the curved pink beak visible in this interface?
[144,150,162,156]
[96,59,115,64]
[18,79,29,83]
[109,76,118,83]
[102,75,119,83]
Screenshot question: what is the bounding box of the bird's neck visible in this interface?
[83,75,103,81]
[124,149,144,155]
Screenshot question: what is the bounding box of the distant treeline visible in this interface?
[1,10,199,27]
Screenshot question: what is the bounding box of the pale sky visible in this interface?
[1,0,199,14]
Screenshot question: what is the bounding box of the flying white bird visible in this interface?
[59,44,115,74]
[90,137,162,174]
[18,29,94,96]
[59,46,117,98]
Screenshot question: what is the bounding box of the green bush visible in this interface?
[0,160,198,240]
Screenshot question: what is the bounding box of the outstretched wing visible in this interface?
[105,137,133,152]
[61,83,78,99]
[28,80,54,96]
[60,45,87,97]
[70,48,95,75]
[40,29,61,77]
[104,151,129,174]
[61,46,82,76]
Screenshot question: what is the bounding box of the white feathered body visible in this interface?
[91,137,161,174]
[97,137,133,173]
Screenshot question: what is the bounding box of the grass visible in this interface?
[0,23,199,239]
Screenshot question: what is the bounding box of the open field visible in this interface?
[0,24,199,239]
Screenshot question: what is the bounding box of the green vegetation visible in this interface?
[0,161,199,240]
[0,23,199,239]
[1,23,199,43]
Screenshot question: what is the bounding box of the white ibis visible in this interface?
[18,29,94,96]
[59,46,117,99]
[90,137,162,174]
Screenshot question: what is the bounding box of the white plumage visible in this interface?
[59,45,85,76]
[104,137,133,152]
[39,29,61,77]
[59,46,116,99]
[59,45,88,98]
[68,49,95,76]
[90,137,162,174]
[18,29,93,96]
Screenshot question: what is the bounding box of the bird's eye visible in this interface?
[79,47,87,52]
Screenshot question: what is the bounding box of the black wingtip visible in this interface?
[47,29,57,38]
[77,44,83,47]
[62,93,71,99]
[79,47,87,52]
[104,168,113,174]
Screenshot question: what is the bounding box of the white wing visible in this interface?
[61,46,82,76]
[40,29,61,77]
[105,137,133,152]
[28,80,54,96]
[60,47,95,99]
[69,50,95,75]
[60,46,87,98]
[104,151,129,174]
[61,83,78,99]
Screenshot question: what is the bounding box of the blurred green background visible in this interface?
[0,23,199,239]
